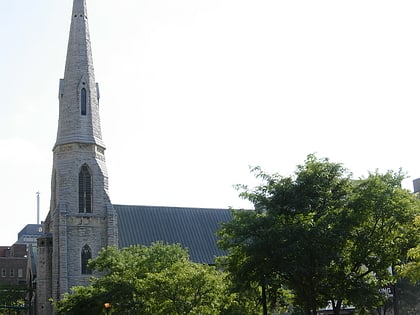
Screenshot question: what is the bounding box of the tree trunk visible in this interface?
[332,299,342,315]
[393,283,398,315]
[310,298,318,315]
[261,282,268,315]
[305,304,317,315]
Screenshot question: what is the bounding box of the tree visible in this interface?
[218,210,287,315]
[218,155,420,315]
[55,242,232,315]
[145,260,231,315]
[341,171,420,313]
[397,215,420,284]
[220,155,355,315]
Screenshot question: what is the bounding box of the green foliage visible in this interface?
[217,210,290,314]
[0,284,28,309]
[342,170,420,311]
[55,242,233,315]
[219,154,420,315]
[145,261,231,315]
[397,215,420,284]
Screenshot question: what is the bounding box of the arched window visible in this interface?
[81,87,87,116]
[81,245,92,275]
[79,165,92,213]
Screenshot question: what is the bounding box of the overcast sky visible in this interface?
[1,0,420,245]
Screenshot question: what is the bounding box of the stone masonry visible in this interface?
[36,1,118,314]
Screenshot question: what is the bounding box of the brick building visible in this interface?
[0,244,27,286]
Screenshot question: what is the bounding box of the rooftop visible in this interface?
[114,205,232,264]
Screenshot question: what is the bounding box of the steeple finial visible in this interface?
[55,0,104,148]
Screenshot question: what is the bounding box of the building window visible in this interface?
[81,87,87,116]
[81,244,92,275]
[18,269,23,278]
[10,269,14,277]
[79,165,92,213]
[1,269,5,277]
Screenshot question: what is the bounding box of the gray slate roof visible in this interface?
[17,224,44,239]
[113,205,232,264]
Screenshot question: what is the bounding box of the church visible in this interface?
[34,1,232,314]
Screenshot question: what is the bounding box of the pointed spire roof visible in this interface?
[64,0,92,78]
[55,0,104,148]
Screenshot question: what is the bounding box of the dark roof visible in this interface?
[17,224,44,241]
[113,205,232,264]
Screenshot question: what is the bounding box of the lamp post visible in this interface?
[104,302,111,314]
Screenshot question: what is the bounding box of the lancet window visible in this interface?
[81,244,92,275]
[79,164,92,213]
[81,87,87,115]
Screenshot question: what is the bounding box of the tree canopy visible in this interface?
[218,155,420,315]
[54,155,420,315]
[55,242,232,315]
[397,215,420,284]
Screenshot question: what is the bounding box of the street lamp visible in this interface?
[104,302,111,314]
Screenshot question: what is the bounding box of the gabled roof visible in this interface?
[113,205,232,264]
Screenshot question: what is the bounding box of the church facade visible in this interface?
[35,1,231,314]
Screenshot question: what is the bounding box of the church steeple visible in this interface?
[36,2,117,314]
[56,0,103,148]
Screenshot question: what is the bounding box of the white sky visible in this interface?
[1,0,420,245]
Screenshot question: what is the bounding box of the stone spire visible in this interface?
[35,2,117,314]
[56,0,104,148]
